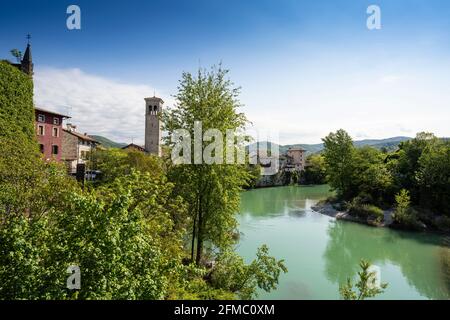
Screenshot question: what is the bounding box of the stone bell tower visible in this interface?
[144,96,163,156]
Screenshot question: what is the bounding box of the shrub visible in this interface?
[392,189,424,230]
[346,198,383,221]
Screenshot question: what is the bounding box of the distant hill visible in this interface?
[249,136,413,155]
[90,135,127,149]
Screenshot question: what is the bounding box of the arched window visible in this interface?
[154,105,158,112]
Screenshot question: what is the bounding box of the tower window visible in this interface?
[154,105,158,112]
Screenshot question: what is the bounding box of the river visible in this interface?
[236,185,450,300]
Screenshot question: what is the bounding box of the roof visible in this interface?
[22,44,32,63]
[144,96,164,104]
[122,143,146,152]
[63,129,98,143]
[35,107,71,118]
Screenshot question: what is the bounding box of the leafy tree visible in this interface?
[416,139,450,216]
[391,132,438,201]
[301,154,326,184]
[10,49,22,63]
[352,147,393,205]
[92,148,163,185]
[210,245,287,299]
[340,260,388,300]
[163,65,251,264]
[322,129,357,199]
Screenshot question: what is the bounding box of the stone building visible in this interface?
[62,124,98,174]
[284,147,306,172]
[144,96,163,156]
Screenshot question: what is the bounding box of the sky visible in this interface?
[1,0,450,145]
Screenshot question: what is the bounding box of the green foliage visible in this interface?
[392,189,423,230]
[92,148,163,185]
[163,65,251,263]
[1,63,286,300]
[416,139,450,216]
[339,260,388,300]
[346,199,384,222]
[322,129,450,230]
[10,49,22,63]
[210,245,287,299]
[301,154,326,185]
[322,129,356,199]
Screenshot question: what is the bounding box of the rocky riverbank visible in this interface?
[311,201,393,228]
[311,200,450,235]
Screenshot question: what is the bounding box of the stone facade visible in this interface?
[62,124,98,174]
[144,96,163,156]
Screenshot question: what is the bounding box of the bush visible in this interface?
[346,198,383,221]
[392,190,424,230]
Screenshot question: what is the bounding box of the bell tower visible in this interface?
[144,96,163,156]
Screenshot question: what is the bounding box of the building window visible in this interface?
[53,117,60,125]
[39,144,44,153]
[38,114,45,122]
[52,127,59,137]
[38,125,45,135]
[52,145,59,155]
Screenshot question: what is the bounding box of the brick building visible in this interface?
[35,107,70,162]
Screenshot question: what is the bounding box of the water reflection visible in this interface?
[324,221,450,299]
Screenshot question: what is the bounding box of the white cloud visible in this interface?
[33,67,173,144]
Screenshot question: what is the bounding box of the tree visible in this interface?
[163,65,251,264]
[322,129,356,199]
[352,146,393,205]
[301,154,326,184]
[10,49,22,63]
[210,245,287,299]
[91,148,163,185]
[339,260,388,300]
[416,139,450,216]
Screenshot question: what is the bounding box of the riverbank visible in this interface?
[311,201,393,228]
[311,200,450,235]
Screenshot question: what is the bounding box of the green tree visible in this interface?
[352,147,393,205]
[92,148,163,185]
[416,139,450,216]
[10,49,22,63]
[210,245,287,299]
[322,129,356,199]
[339,260,388,300]
[163,65,250,264]
[301,154,326,184]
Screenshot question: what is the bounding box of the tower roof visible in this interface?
[144,96,164,104]
[22,43,32,64]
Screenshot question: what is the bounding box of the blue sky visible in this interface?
[1,0,450,144]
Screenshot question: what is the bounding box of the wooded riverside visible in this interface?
[0,63,287,299]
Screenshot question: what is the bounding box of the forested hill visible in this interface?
[90,135,127,149]
[249,136,413,155]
